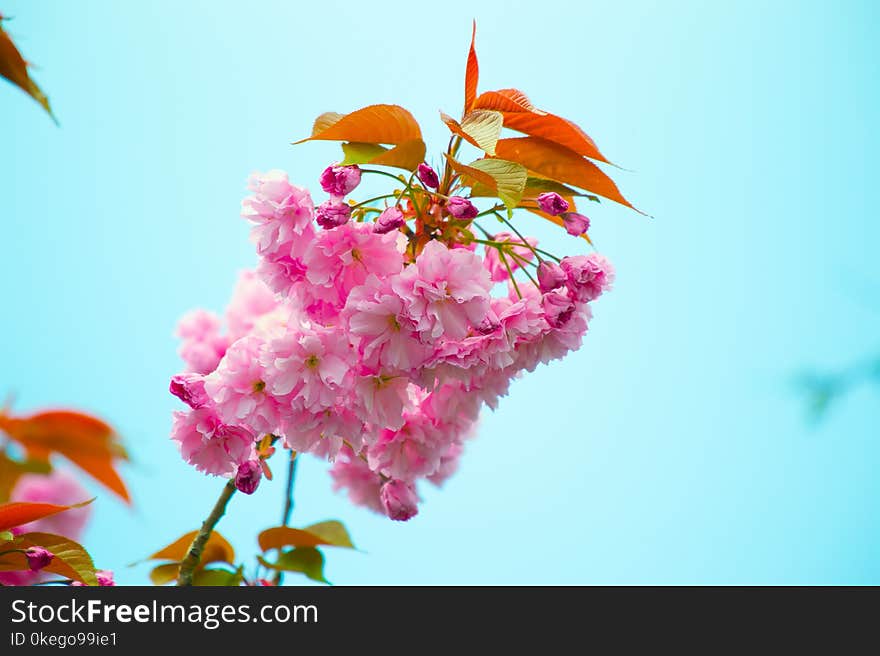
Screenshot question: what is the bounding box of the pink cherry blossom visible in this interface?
[170,407,256,476]
[9,470,92,540]
[392,240,491,340]
[261,325,354,412]
[204,335,281,435]
[176,309,229,374]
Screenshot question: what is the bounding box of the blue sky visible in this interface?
[1,0,878,584]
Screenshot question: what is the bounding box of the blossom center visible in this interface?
[305,355,320,369]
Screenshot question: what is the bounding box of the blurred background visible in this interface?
[1,0,877,584]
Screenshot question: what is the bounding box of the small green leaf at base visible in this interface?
[258,548,329,584]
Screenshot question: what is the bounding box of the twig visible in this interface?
[177,479,237,586]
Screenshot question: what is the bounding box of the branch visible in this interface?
[177,479,237,586]
[272,452,298,586]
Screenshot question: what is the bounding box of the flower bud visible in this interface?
[541,289,576,328]
[373,206,405,234]
[562,212,590,236]
[537,261,566,293]
[319,164,361,197]
[380,479,419,521]
[536,192,570,216]
[25,546,54,572]
[315,199,352,229]
[417,163,440,189]
[235,460,262,495]
[446,196,478,220]
[169,373,210,409]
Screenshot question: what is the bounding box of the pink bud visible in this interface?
[536,192,570,216]
[537,261,566,293]
[373,206,405,234]
[380,479,419,521]
[417,163,439,189]
[446,196,478,220]
[235,460,262,495]
[319,164,361,197]
[169,373,210,409]
[96,570,115,586]
[25,546,54,572]
[315,199,351,229]
[542,289,576,328]
[562,212,590,236]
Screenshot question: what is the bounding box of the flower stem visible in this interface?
[272,452,298,586]
[177,479,237,586]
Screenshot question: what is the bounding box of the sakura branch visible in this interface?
[165,24,638,583]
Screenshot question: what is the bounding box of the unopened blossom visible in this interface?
[417,163,439,189]
[72,570,115,587]
[380,479,419,521]
[315,199,352,229]
[536,192,570,216]
[537,261,567,293]
[446,196,478,219]
[234,460,262,494]
[319,164,361,197]
[562,212,590,236]
[25,547,53,572]
[374,206,405,234]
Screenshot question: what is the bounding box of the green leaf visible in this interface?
[441,110,503,155]
[149,563,180,586]
[302,521,355,549]
[0,532,98,585]
[192,566,243,587]
[258,521,355,552]
[460,158,528,209]
[258,548,329,584]
[0,530,12,543]
[341,142,389,165]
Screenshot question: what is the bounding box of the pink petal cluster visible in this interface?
[169,169,615,520]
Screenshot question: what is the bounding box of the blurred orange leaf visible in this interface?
[0,410,130,503]
[0,531,98,585]
[464,21,479,113]
[0,19,55,120]
[0,499,92,533]
[494,137,640,213]
[259,521,355,552]
[148,529,235,567]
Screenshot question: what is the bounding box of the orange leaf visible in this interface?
[0,21,54,120]
[474,89,609,164]
[0,500,92,533]
[367,138,427,171]
[501,112,608,164]
[464,21,479,113]
[473,88,540,113]
[0,410,130,503]
[297,104,422,146]
[494,137,641,213]
[258,522,355,552]
[149,530,235,567]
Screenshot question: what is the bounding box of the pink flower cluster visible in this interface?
[170,169,613,520]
